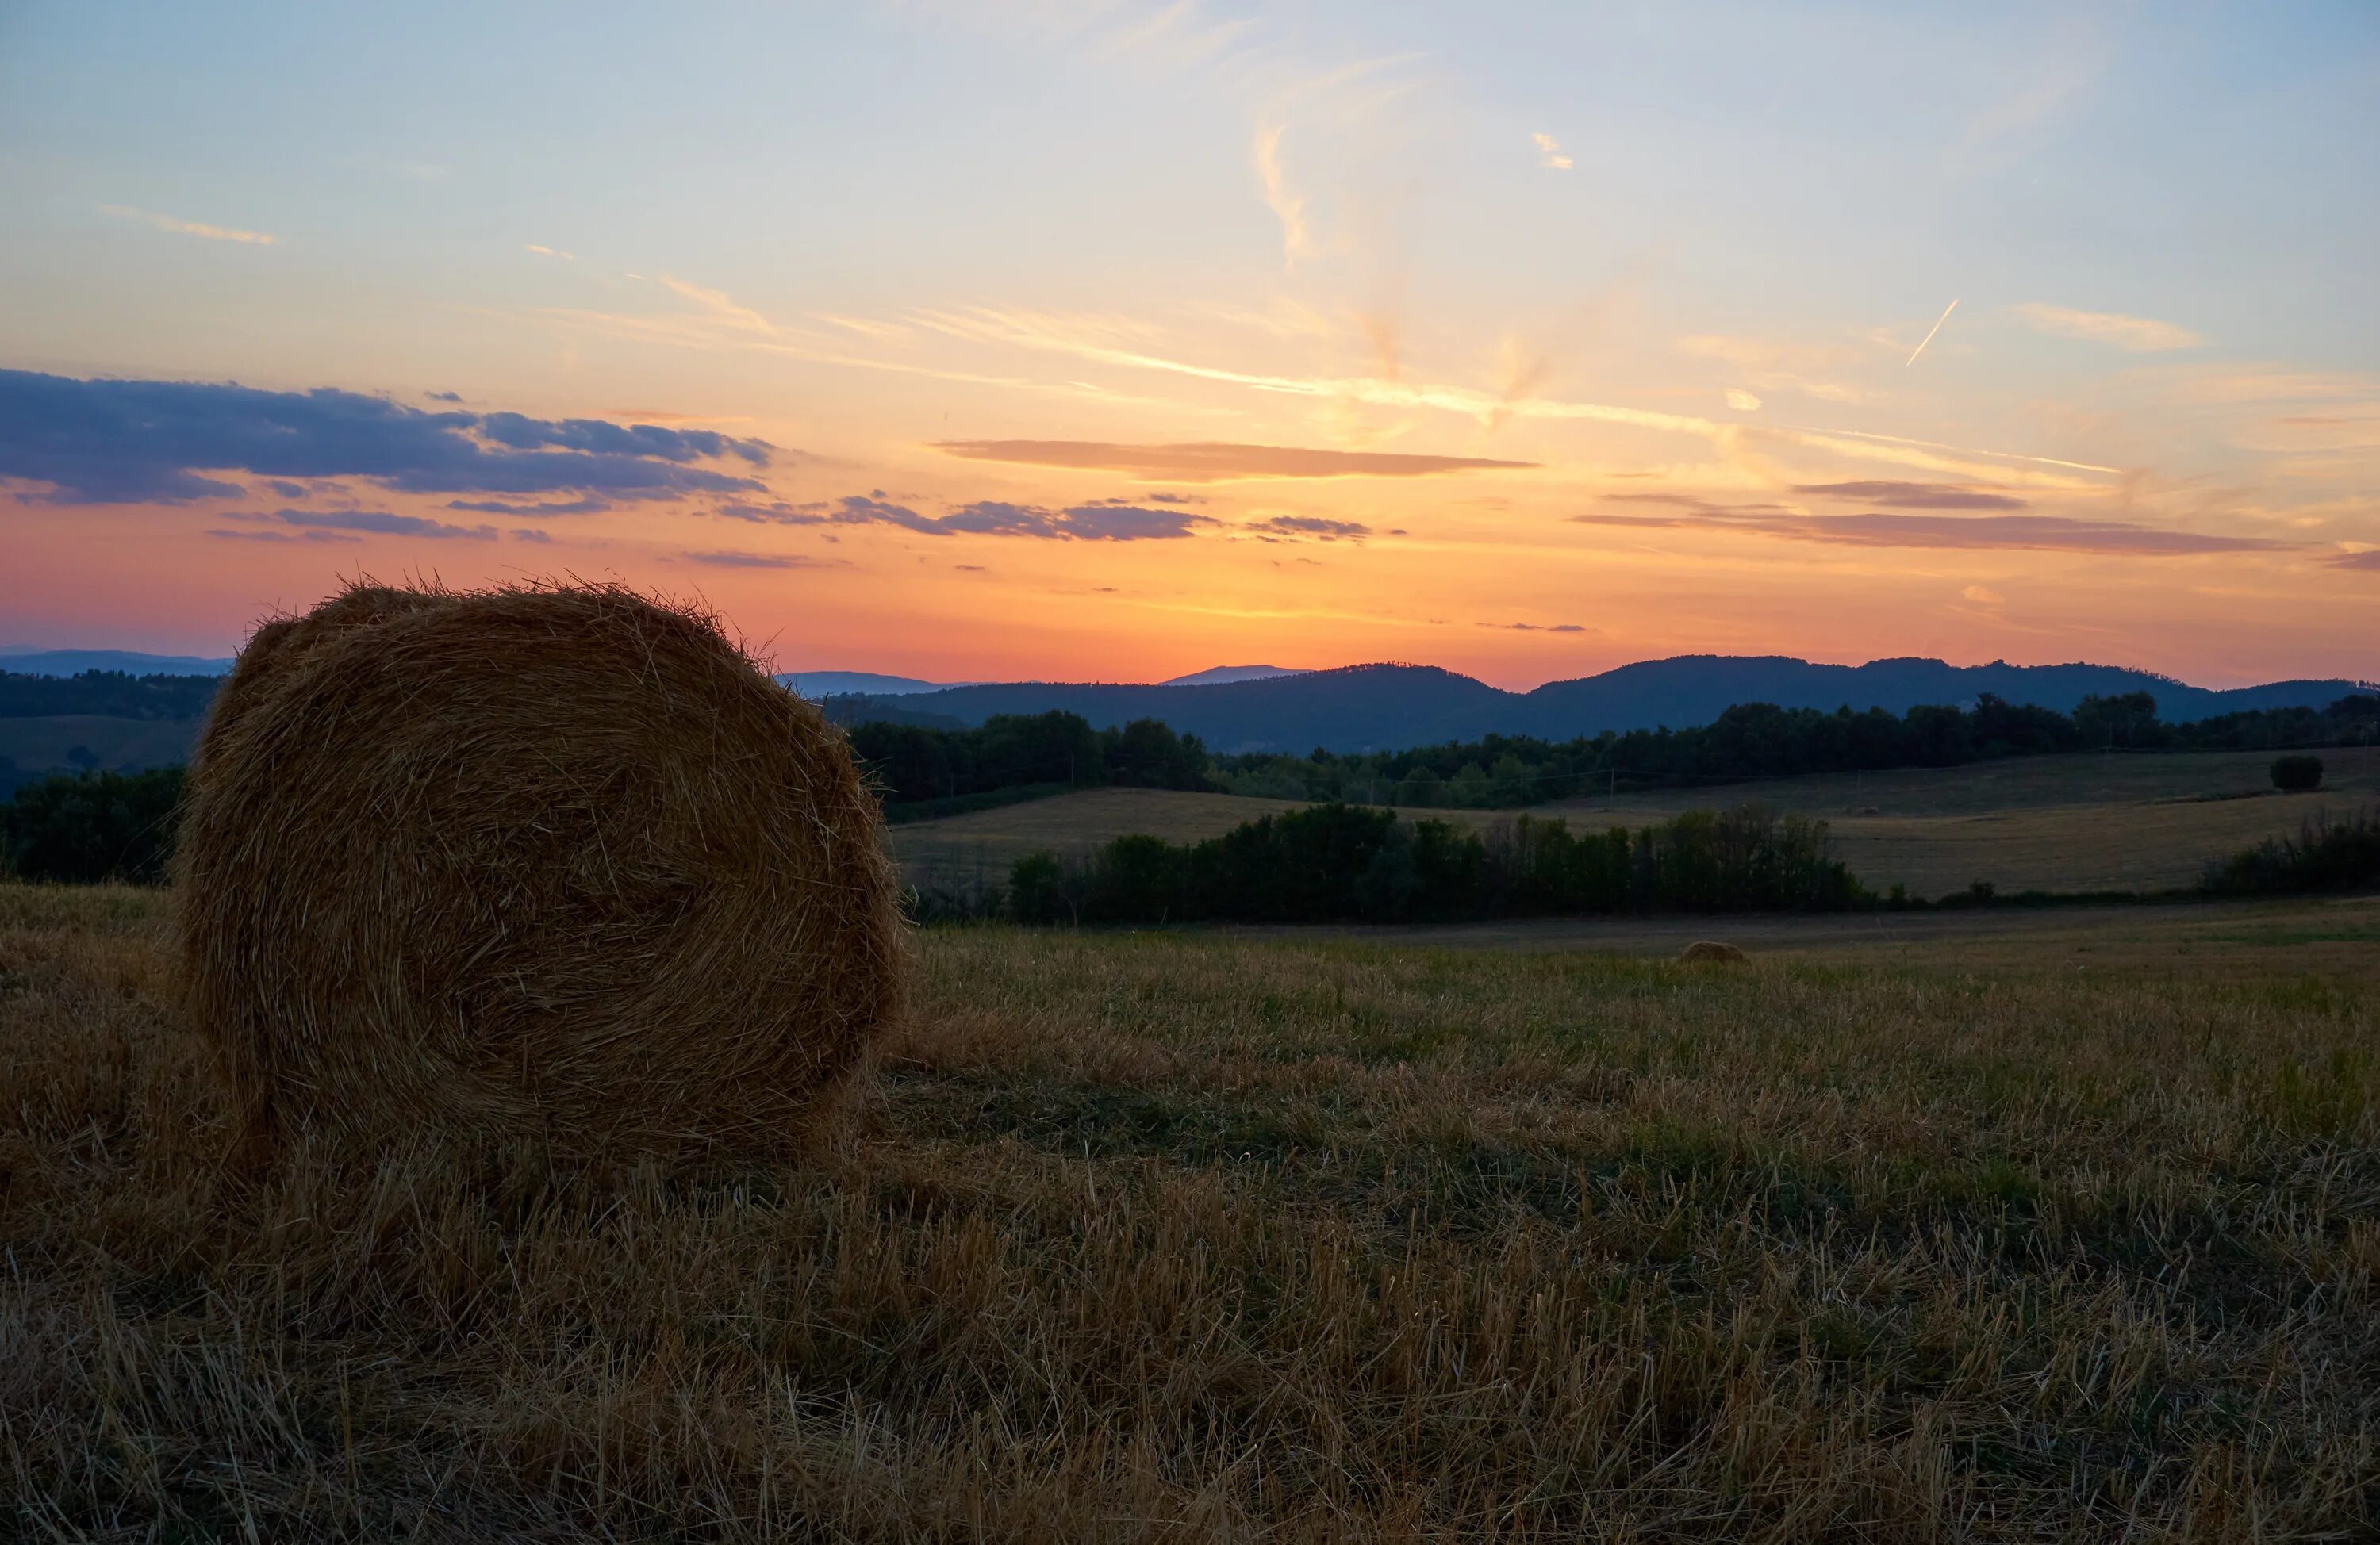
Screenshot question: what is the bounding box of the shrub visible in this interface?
[2271,754,2324,792]
[2204,809,2380,895]
[1008,851,1071,924]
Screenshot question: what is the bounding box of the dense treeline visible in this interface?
[0,670,222,721]
[847,711,1212,811]
[1216,692,2380,807]
[0,768,183,884]
[999,803,1868,925]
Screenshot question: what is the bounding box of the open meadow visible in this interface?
[3,880,2374,1540]
[893,749,2380,902]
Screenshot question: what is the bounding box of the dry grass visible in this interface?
[1571,746,2380,820]
[174,582,905,1164]
[4,880,2374,1540]
[894,751,2380,900]
[1257,893,2380,981]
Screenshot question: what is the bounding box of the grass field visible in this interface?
[0,713,201,776]
[3,881,2374,1539]
[892,749,2380,900]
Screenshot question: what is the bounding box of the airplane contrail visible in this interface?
[1906,298,1959,366]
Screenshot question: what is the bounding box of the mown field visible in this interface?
[3,881,2374,1540]
[893,749,2380,900]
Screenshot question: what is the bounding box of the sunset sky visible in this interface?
[3,2,2375,688]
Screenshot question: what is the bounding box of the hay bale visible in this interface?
[198,584,451,753]
[1677,941,1748,964]
[176,581,905,1163]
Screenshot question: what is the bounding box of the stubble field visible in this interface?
[3,881,2374,1540]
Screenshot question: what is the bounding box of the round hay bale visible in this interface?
[176,581,906,1163]
[1677,941,1748,964]
[196,583,452,757]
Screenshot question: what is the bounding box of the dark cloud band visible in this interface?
[0,368,772,506]
[717,492,1216,541]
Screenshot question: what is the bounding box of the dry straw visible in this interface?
[175,580,905,1163]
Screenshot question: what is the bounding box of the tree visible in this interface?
[0,767,185,883]
[1008,851,1073,923]
[2073,692,2162,749]
[2271,754,2324,792]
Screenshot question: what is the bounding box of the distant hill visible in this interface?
[883,656,2373,754]
[0,648,233,676]
[1157,665,1308,688]
[2,650,2367,769]
[786,665,1308,692]
[777,669,955,698]
[892,665,1508,754]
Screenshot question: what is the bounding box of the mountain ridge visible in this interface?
[857,655,2374,753]
[6,647,2369,760]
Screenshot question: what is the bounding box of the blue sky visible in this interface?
[2,2,2375,684]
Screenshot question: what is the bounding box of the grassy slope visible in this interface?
[3,881,2374,1540]
[892,749,2380,899]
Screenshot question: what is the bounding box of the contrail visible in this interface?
[1906,298,1959,366]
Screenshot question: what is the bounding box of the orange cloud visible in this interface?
[934,439,1537,481]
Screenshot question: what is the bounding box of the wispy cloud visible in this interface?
[524,243,576,261]
[2013,303,2203,352]
[679,549,838,569]
[1725,389,1761,412]
[1950,18,2108,163]
[1480,619,1587,633]
[1531,132,1572,171]
[273,508,497,541]
[1792,480,2026,511]
[738,492,1219,542]
[1252,124,1311,266]
[1675,333,1875,404]
[2328,549,2380,571]
[908,307,2115,484]
[934,439,1535,481]
[1574,506,2290,557]
[657,275,777,335]
[447,496,612,516]
[99,204,274,245]
[1242,514,1372,542]
[207,527,359,544]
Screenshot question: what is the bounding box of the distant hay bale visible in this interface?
[1677,941,1748,964]
[175,581,905,1164]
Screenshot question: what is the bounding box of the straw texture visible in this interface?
[175,581,904,1162]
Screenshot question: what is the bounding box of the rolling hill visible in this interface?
[875,656,2371,753]
[5,651,2368,772]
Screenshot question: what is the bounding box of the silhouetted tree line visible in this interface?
[999,803,1868,925]
[0,670,222,720]
[847,711,1213,812]
[0,768,183,884]
[1215,692,2380,808]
